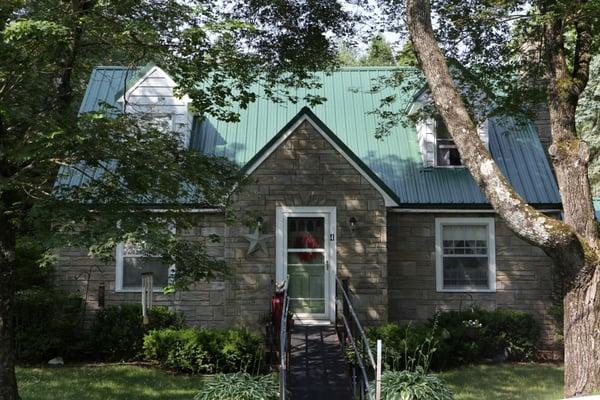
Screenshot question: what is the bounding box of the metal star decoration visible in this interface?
[243,226,273,256]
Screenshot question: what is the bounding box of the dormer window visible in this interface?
[435,116,462,167]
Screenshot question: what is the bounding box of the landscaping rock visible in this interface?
[48,357,64,366]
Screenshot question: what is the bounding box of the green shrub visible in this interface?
[367,323,437,371]
[14,288,84,362]
[433,309,540,367]
[90,304,183,361]
[367,308,541,370]
[143,327,265,374]
[371,369,454,400]
[194,373,278,400]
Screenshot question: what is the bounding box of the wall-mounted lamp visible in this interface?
[349,217,357,232]
[256,216,264,231]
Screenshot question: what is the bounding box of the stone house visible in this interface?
[56,65,562,349]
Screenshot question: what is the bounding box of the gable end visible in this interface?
[242,107,399,207]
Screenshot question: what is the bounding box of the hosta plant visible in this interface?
[194,372,278,400]
[371,368,454,400]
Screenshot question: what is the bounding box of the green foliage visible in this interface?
[364,35,396,66]
[433,309,540,367]
[337,35,397,67]
[14,288,84,362]
[193,372,278,400]
[14,238,54,291]
[143,327,265,374]
[368,309,541,371]
[367,321,439,372]
[90,304,183,361]
[577,55,600,195]
[372,369,454,400]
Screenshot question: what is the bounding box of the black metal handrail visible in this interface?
[279,279,290,400]
[336,276,376,400]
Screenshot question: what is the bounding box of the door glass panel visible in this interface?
[287,217,325,248]
[287,217,326,314]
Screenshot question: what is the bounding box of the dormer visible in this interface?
[115,65,194,148]
[409,89,489,168]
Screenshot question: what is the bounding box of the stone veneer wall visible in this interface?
[226,120,388,328]
[55,213,230,328]
[55,120,389,330]
[387,212,561,351]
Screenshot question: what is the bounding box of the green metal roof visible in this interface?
[76,66,561,206]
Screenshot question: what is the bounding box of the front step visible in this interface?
[288,325,353,400]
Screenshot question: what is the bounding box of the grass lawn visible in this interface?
[17,362,564,400]
[17,364,203,400]
[441,363,564,400]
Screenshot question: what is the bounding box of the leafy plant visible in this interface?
[194,373,278,400]
[371,368,454,400]
[143,327,265,374]
[367,309,541,371]
[367,319,439,372]
[14,288,84,362]
[90,304,183,361]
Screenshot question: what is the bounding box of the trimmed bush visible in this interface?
[371,369,454,400]
[14,288,84,362]
[143,327,265,374]
[433,309,540,367]
[367,308,541,370]
[194,373,278,400]
[90,304,183,361]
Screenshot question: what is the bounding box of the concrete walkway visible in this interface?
[288,324,353,400]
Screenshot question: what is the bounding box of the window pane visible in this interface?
[443,257,489,289]
[437,146,462,166]
[443,225,487,241]
[287,217,325,249]
[123,257,170,288]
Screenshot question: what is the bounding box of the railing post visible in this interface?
[376,340,382,400]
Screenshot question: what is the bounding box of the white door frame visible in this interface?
[276,206,337,322]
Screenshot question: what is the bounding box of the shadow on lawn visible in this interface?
[441,363,564,400]
[17,365,204,400]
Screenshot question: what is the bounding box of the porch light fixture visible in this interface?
[256,216,264,231]
[349,217,357,232]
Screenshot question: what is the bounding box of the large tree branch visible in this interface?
[541,6,597,244]
[405,0,587,266]
[573,16,593,95]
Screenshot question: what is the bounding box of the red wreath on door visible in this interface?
[295,232,320,262]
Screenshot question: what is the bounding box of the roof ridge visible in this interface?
[335,66,417,71]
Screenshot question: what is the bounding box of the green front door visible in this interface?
[286,216,328,316]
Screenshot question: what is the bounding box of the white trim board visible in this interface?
[243,114,398,207]
[391,208,562,214]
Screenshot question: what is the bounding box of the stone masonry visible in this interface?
[55,119,389,330]
[387,212,561,351]
[225,120,388,327]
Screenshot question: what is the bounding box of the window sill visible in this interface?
[436,288,496,293]
[114,288,167,294]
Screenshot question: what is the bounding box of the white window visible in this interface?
[115,224,176,292]
[434,116,463,167]
[435,218,496,292]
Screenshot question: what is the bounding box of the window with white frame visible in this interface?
[435,218,496,292]
[115,224,176,292]
[435,116,463,167]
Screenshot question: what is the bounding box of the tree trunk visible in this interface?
[405,0,600,396]
[564,265,600,397]
[0,204,18,400]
